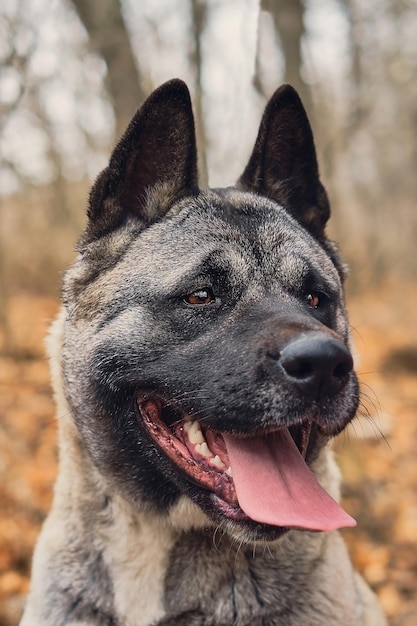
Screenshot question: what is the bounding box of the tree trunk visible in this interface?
[71,0,145,139]
[190,0,209,188]
[262,0,313,118]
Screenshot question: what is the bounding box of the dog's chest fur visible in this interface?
[99,505,173,626]
[49,472,364,626]
[79,499,365,626]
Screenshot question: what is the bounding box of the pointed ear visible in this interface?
[238,84,329,238]
[84,79,199,242]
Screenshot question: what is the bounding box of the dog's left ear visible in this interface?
[83,79,199,243]
[238,85,329,238]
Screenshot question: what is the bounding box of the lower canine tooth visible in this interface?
[226,466,233,477]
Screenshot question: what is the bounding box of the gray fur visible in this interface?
[21,80,386,626]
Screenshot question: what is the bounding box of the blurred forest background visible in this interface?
[1,0,417,625]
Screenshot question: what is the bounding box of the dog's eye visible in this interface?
[305,292,320,309]
[184,288,216,306]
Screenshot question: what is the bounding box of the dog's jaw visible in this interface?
[136,394,355,537]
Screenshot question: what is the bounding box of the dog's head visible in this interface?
[62,80,359,543]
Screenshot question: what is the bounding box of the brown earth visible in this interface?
[0,285,416,626]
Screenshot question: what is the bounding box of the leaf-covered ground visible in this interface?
[0,286,416,626]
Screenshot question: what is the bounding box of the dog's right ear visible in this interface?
[83,79,199,243]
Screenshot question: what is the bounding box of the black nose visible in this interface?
[279,334,353,397]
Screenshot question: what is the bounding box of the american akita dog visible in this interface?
[21,80,386,625]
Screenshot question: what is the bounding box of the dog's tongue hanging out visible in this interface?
[223,430,356,531]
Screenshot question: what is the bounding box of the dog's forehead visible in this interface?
[130,189,337,287]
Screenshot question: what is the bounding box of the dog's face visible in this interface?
[63,80,359,543]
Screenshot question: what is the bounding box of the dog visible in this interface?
[20,79,386,625]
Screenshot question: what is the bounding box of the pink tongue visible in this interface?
[223,429,356,531]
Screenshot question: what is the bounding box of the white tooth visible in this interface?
[210,455,225,469]
[226,466,233,477]
[196,442,213,458]
[189,423,205,444]
[184,420,205,444]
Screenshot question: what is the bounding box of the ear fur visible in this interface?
[83,79,199,243]
[238,85,329,238]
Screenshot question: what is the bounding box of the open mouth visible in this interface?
[137,395,356,532]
